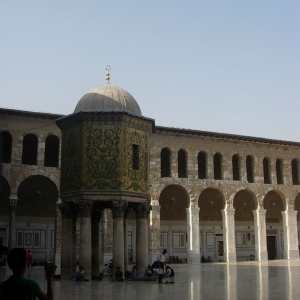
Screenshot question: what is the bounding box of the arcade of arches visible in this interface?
[1,82,300,281]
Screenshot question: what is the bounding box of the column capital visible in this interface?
[58,202,77,219]
[78,200,93,217]
[134,203,151,219]
[111,200,128,219]
[9,196,18,211]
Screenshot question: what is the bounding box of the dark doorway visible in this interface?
[267,236,276,260]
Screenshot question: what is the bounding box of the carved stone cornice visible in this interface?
[78,200,93,217]
[58,202,77,219]
[134,203,151,219]
[111,200,128,219]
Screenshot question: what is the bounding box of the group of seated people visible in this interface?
[167,256,183,263]
[201,255,213,263]
[71,259,175,283]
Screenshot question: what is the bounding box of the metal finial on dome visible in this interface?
[106,65,111,83]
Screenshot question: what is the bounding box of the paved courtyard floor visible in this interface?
[1,260,300,300]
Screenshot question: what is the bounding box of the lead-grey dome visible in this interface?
[74,82,142,116]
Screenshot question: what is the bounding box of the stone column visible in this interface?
[8,196,18,251]
[134,203,150,277]
[58,202,77,279]
[282,205,299,260]
[148,200,161,264]
[100,208,113,265]
[253,208,268,262]
[186,207,201,264]
[92,207,102,276]
[54,199,62,275]
[124,207,131,272]
[78,200,93,280]
[222,206,236,263]
[111,201,127,277]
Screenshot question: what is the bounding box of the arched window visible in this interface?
[263,158,271,184]
[44,135,60,167]
[198,152,207,179]
[22,134,38,165]
[214,153,222,180]
[232,154,240,181]
[246,155,254,183]
[161,148,171,177]
[292,159,299,185]
[178,149,187,178]
[0,131,12,163]
[276,159,283,184]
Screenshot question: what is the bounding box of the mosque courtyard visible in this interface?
[1,260,300,299]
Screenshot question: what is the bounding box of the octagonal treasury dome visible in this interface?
[74,81,142,116]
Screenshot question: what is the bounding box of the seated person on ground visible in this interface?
[100,264,111,277]
[146,265,153,277]
[125,265,137,279]
[165,266,175,283]
[114,267,124,282]
[72,266,85,281]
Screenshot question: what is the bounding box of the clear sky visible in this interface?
[1,1,299,141]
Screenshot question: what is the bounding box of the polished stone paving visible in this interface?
[1,260,300,299]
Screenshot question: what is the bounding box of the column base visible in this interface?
[255,251,268,262]
[54,253,61,276]
[283,249,300,260]
[225,252,236,263]
[188,253,201,265]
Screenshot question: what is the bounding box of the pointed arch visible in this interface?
[198,188,225,221]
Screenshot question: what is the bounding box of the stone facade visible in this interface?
[1,102,300,270]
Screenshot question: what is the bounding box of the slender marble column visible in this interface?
[92,210,101,276]
[282,205,299,260]
[58,202,77,279]
[111,201,127,278]
[148,200,161,264]
[134,203,150,277]
[186,207,201,264]
[222,207,237,263]
[124,207,131,272]
[8,196,17,251]
[253,208,268,261]
[78,200,93,280]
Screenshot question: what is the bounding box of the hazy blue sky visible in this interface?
[1,1,299,141]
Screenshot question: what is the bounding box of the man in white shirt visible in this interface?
[157,249,167,272]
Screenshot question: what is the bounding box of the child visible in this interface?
[157,262,163,284]
[165,266,175,284]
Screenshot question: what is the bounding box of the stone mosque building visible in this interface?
[1,67,300,279]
